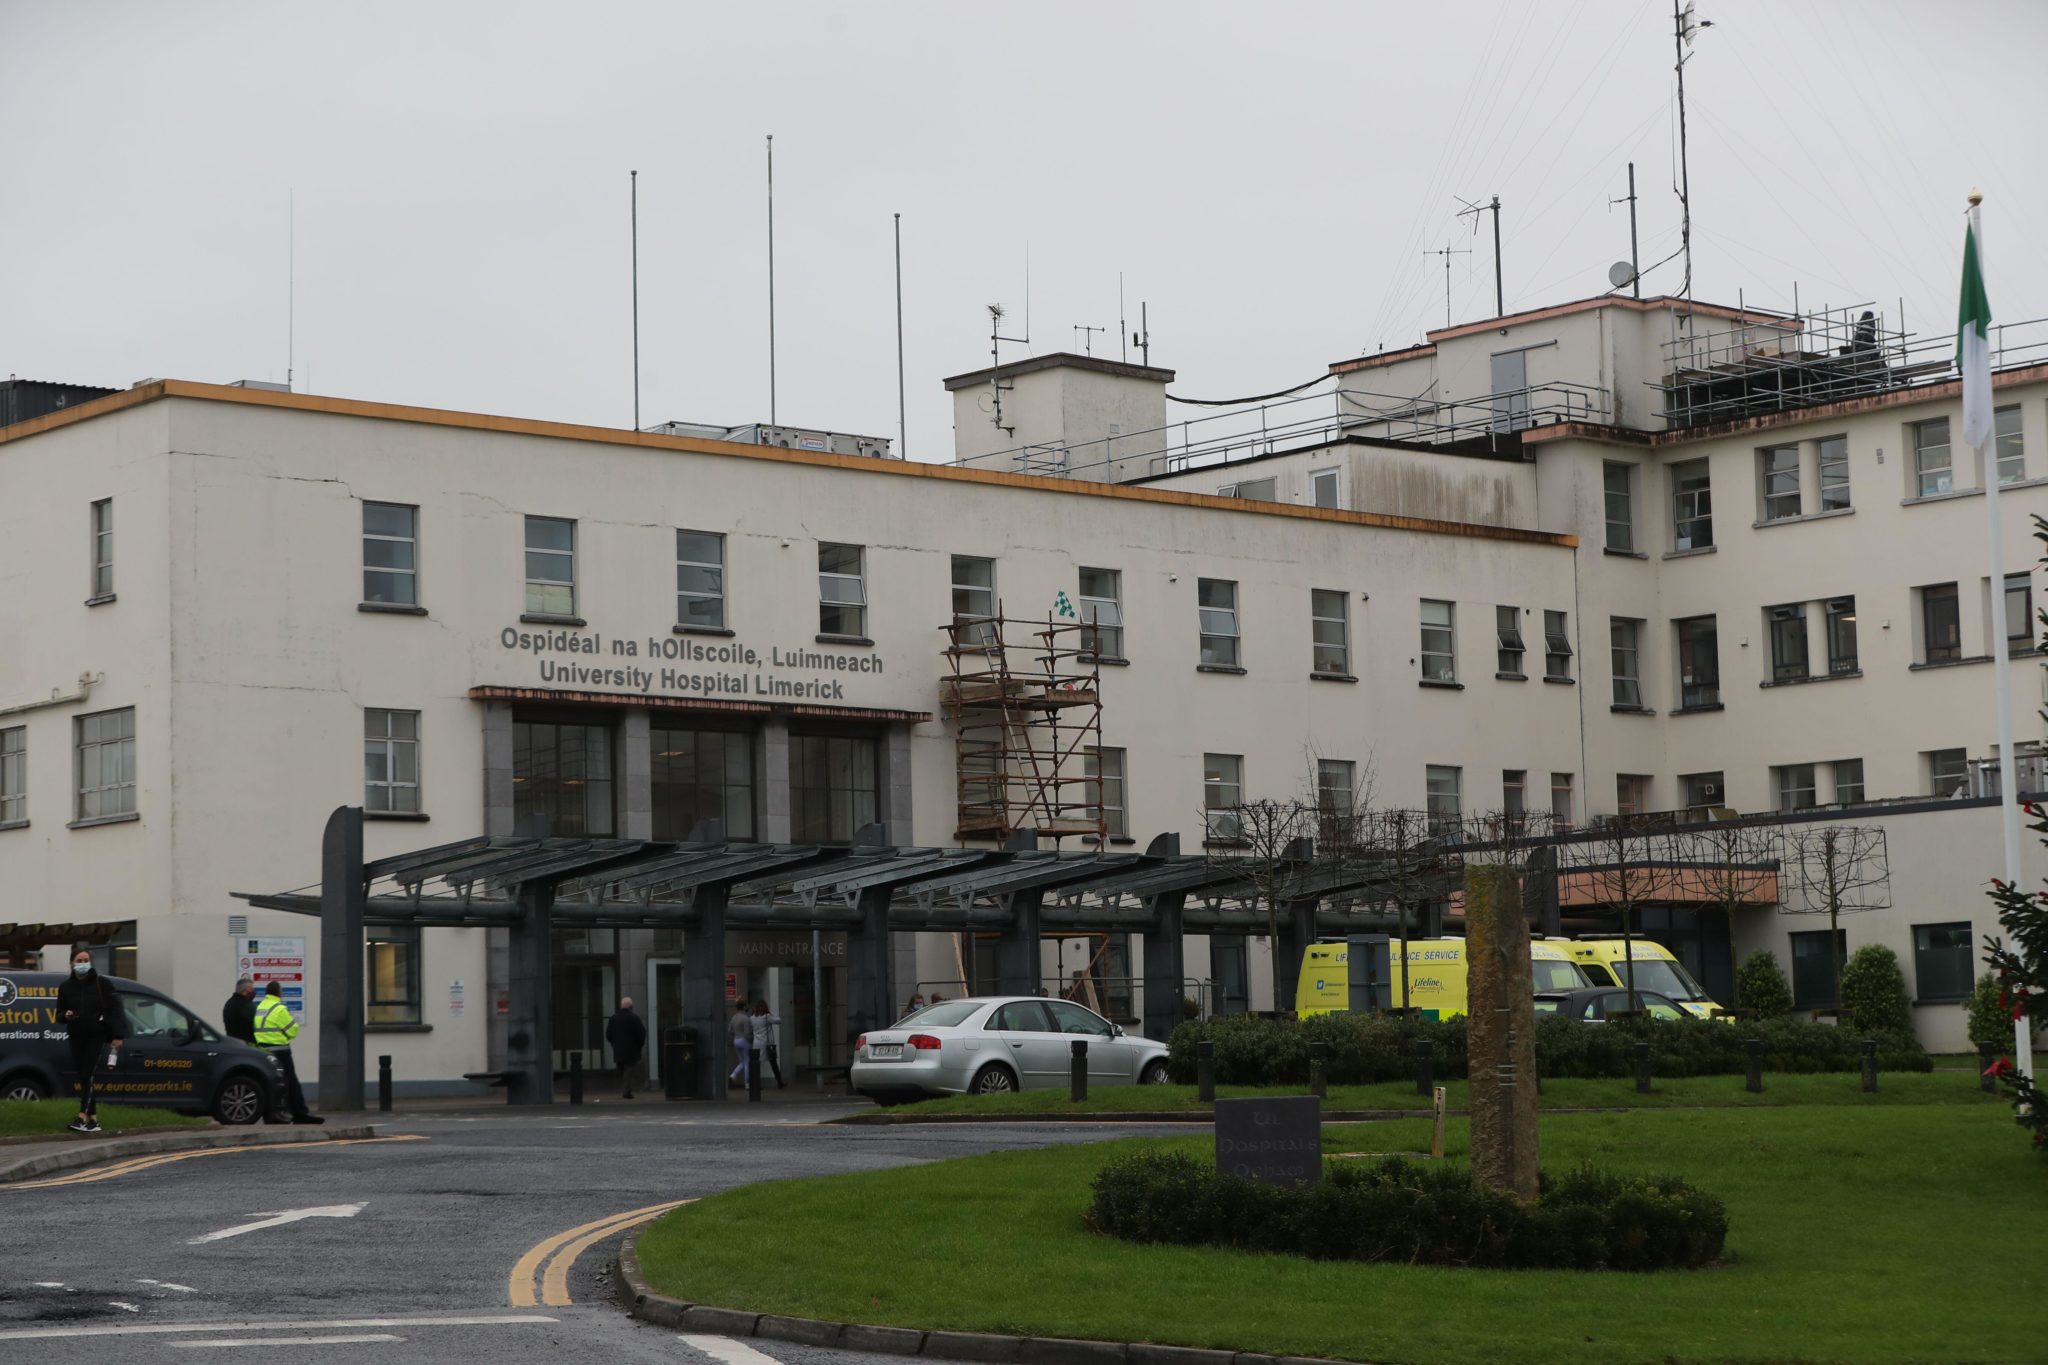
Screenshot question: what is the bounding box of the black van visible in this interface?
[0,972,282,1125]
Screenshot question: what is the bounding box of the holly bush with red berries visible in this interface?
[1984,803,2048,1152]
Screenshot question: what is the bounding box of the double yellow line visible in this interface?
[508,1199,693,1308]
[5,1133,428,1191]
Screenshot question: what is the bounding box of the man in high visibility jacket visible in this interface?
[253,981,323,1125]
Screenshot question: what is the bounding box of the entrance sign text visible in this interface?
[499,625,885,702]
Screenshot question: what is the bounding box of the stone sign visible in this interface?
[1214,1095,1322,1186]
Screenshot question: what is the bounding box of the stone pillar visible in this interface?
[997,890,1043,996]
[1277,897,1319,1014]
[482,702,515,1072]
[317,805,365,1111]
[683,884,729,1101]
[758,718,792,842]
[1142,893,1187,1044]
[504,881,555,1106]
[1464,864,1539,1200]
[848,884,895,1040]
[621,708,653,840]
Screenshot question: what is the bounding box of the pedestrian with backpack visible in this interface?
[55,943,125,1134]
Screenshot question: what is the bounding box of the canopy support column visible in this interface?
[316,805,365,1111]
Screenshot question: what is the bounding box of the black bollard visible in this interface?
[1309,1041,1328,1100]
[1860,1038,1878,1093]
[1633,1041,1652,1095]
[1413,1038,1434,1097]
[569,1051,584,1106]
[1743,1038,1764,1094]
[1197,1039,1216,1103]
[748,1043,763,1103]
[1978,1039,2000,1093]
[377,1054,393,1113]
[1070,1039,1088,1102]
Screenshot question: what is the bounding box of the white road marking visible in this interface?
[0,1313,556,1341]
[138,1279,197,1293]
[107,1302,139,1313]
[31,1281,63,1287]
[188,1203,365,1244]
[172,1335,403,1348]
[680,1334,787,1365]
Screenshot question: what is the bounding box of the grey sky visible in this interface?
[5,1,2042,460]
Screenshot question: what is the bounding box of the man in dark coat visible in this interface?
[606,996,648,1100]
[222,977,258,1044]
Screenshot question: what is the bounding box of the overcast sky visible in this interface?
[5,1,2043,460]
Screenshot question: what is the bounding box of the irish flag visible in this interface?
[1959,207,1994,450]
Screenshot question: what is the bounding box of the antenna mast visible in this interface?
[1134,303,1150,366]
[1611,163,1641,298]
[1072,324,1105,356]
[1422,239,1473,329]
[894,212,906,459]
[986,304,1027,435]
[1118,273,1127,363]
[766,134,777,425]
[1673,0,1711,302]
[1456,195,1503,316]
[630,169,640,430]
[286,189,295,392]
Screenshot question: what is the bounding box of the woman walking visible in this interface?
[55,943,125,1134]
[751,999,785,1089]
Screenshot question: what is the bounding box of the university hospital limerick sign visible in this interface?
[499,625,886,703]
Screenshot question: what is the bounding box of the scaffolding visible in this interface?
[941,609,1105,843]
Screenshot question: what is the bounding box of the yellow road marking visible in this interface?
[5,1134,429,1190]
[509,1199,693,1308]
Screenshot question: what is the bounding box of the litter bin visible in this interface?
[662,1026,697,1101]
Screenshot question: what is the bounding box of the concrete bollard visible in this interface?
[1633,1041,1652,1095]
[1744,1038,1764,1094]
[1197,1039,1216,1103]
[569,1051,584,1106]
[1308,1040,1328,1100]
[1070,1040,1088,1102]
[1978,1039,2000,1093]
[377,1054,393,1113]
[1413,1038,1435,1097]
[1860,1038,1878,1093]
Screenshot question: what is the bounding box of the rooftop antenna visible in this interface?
[1456,195,1503,316]
[1609,162,1641,297]
[1118,273,1127,363]
[286,189,295,392]
[1073,324,1106,356]
[987,303,1026,435]
[630,169,640,430]
[766,134,778,425]
[1133,302,1150,366]
[1673,0,1712,303]
[1023,242,1032,353]
[894,212,907,459]
[1423,238,1472,329]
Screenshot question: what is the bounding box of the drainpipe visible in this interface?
[0,672,102,718]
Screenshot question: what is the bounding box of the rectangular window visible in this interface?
[951,555,997,646]
[1616,774,1650,817]
[366,926,421,1026]
[1759,444,1801,521]
[1550,772,1574,829]
[1911,921,1975,1002]
[1420,599,1456,682]
[1495,605,1525,676]
[676,530,726,629]
[74,707,136,821]
[1543,609,1573,680]
[1311,468,1341,509]
[1078,567,1125,660]
[1311,589,1350,675]
[1790,930,1847,1009]
[1774,762,1817,811]
[1198,579,1240,668]
[363,502,418,606]
[1833,758,1865,806]
[1825,597,1859,674]
[363,708,421,814]
[0,726,23,824]
[1610,618,1642,708]
[1672,459,1713,550]
[1602,462,1634,553]
[523,516,576,617]
[791,734,879,843]
[1768,604,1809,682]
[1203,753,1244,842]
[1316,758,1355,843]
[1921,583,1961,663]
[1676,615,1720,709]
[818,543,867,638]
[1502,769,1526,818]
[511,720,613,836]
[1818,436,1851,511]
[1085,746,1128,841]
[2005,572,2033,646]
[90,497,114,598]
[651,727,754,840]
[1995,406,2025,485]
[1681,771,1724,809]
[1912,418,1952,497]
[1425,765,1462,834]
[1490,350,1530,432]
[1927,747,1969,797]
[1231,477,1277,502]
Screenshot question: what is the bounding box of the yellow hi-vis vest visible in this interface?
[253,995,299,1049]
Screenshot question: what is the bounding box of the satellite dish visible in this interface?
[1608,261,1637,289]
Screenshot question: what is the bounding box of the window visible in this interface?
[1602,462,1634,552]
[1995,406,2025,485]
[1550,772,1574,828]
[1759,444,1801,521]
[1045,999,1114,1036]
[651,727,754,840]
[1543,609,1573,680]
[1490,350,1530,432]
[1825,597,1859,674]
[1818,436,1851,511]
[1198,579,1240,668]
[2005,572,2034,647]
[1610,618,1643,707]
[0,727,22,824]
[1616,774,1650,817]
[1078,567,1124,660]
[367,926,421,1026]
[1774,763,1817,811]
[364,708,421,814]
[1833,758,1865,806]
[512,720,613,836]
[523,516,576,617]
[90,497,114,598]
[1085,747,1128,841]
[1671,459,1713,550]
[676,530,726,629]
[1681,771,1724,809]
[74,707,136,821]
[1767,604,1809,682]
[1676,616,1719,709]
[1911,921,1975,1002]
[1927,748,1969,797]
[1496,605,1525,676]
[1203,753,1244,842]
[792,734,879,842]
[1790,930,1847,1009]
[1311,468,1341,508]
[951,555,997,646]
[1912,418,1952,496]
[818,543,867,638]
[1316,759,1355,843]
[1503,770,1526,819]
[1425,765,1462,834]
[363,502,418,606]
[1311,589,1350,675]
[1230,477,1277,502]
[1921,583,1961,663]
[1420,600,1456,682]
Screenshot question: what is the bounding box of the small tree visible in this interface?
[1783,825,1891,1010]
[1983,804,2048,1151]
[1838,944,1912,1036]
[1560,818,1688,1013]
[1734,950,1793,1020]
[1967,973,2009,1047]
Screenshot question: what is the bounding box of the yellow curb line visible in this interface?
[510,1200,693,1308]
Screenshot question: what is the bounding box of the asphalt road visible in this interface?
[0,1100,1180,1363]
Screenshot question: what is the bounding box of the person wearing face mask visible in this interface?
[54,943,125,1135]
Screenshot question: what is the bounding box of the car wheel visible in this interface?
[213,1074,266,1126]
[1140,1060,1170,1085]
[971,1064,1017,1095]
[2,1073,50,1103]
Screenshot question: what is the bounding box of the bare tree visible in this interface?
[1202,795,1318,1013]
[1357,807,1471,1012]
[1677,819,1787,1012]
[1558,817,1689,1013]
[1783,824,1891,1009]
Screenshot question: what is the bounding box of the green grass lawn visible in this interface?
[870,1069,1998,1118]
[640,1102,2046,1365]
[0,1100,210,1139]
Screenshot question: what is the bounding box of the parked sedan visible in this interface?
[850,996,1171,1104]
[1532,987,1689,1022]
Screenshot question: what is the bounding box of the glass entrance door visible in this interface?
[551,961,615,1076]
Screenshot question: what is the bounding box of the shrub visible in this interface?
[1838,944,1913,1036]
[1089,1151,1727,1272]
[1733,950,1793,1020]
[1966,973,2008,1047]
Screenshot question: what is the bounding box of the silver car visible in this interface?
[850,996,1171,1103]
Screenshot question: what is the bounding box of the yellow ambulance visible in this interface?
[1558,938,1723,1019]
[1293,938,1593,1020]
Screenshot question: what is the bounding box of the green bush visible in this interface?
[1966,973,2008,1046]
[1839,945,1913,1036]
[1089,1151,1727,1272]
[1734,950,1793,1020]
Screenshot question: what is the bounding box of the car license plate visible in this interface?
[868,1044,902,1059]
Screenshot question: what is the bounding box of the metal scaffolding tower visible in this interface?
[941,608,1105,843]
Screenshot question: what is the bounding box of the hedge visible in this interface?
[1164,1012,1930,1086]
[1088,1151,1728,1272]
